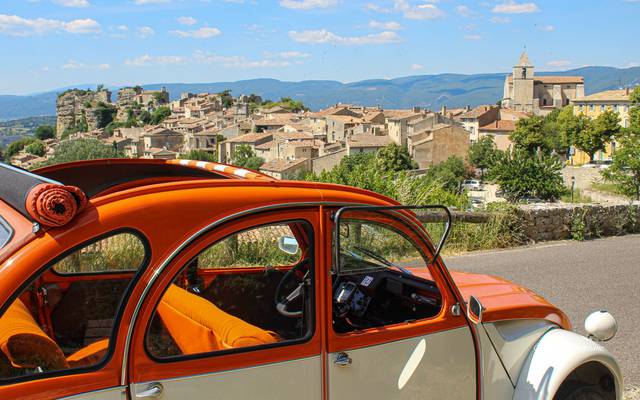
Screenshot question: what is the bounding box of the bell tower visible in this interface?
[512,51,534,113]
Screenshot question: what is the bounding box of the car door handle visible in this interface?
[334,352,352,367]
[136,383,163,399]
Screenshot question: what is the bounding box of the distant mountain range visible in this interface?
[1,66,639,121]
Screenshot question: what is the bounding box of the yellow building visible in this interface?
[570,88,632,164]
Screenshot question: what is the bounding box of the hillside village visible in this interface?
[7,52,637,180]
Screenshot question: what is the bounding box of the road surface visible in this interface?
[444,234,640,390]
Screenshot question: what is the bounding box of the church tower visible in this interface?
[512,51,534,113]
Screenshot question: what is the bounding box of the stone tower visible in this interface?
[512,51,534,113]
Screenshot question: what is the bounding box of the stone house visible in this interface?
[326,115,364,143]
[502,52,584,116]
[259,158,311,180]
[142,126,184,154]
[407,124,470,168]
[346,134,391,155]
[143,147,179,160]
[222,131,273,162]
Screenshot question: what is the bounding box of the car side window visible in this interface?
[146,221,314,360]
[333,213,443,334]
[0,231,148,382]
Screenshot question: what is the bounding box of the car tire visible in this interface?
[556,384,609,400]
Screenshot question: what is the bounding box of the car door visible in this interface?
[128,207,323,400]
[326,206,477,400]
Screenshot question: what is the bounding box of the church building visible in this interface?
[502,52,585,116]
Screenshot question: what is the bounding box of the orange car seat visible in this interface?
[0,298,110,375]
[157,284,278,355]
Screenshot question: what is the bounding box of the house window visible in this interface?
[590,105,595,112]
[600,105,605,112]
[614,104,619,112]
[579,105,584,112]
[542,98,548,106]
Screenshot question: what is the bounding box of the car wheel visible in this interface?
[557,385,609,400]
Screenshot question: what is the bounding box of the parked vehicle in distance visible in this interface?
[462,179,483,191]
[0,159,622,400]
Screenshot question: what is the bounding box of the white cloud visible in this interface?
[0,15,102,36]
[53,0,90,7]
[492,1,539,14]
[63,18,101,33]
[368,20,402,30]
[490,16,511,24]
[455,5,473,17]
[194,51,294,68]
[264,51,311,59]
[464,34,482,40]
[170,27,221,38]
[627,62,640,68]
[134,0,170,4]
[116,25,129,31]
[62,60,110,69]
[410,63,423,70]
[279,0,337,10]
[393,0,445,20]
[177,16,197,25]
[365,3,391,13]
[546,60,571,67]
[137,26,154,38]
[125,54,185,66]
[288,29,401,45]
[537,24,554,32]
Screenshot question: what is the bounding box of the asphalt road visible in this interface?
[443,234,640,388]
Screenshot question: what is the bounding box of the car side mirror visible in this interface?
[467,296,485,325]
[278,235,299,255]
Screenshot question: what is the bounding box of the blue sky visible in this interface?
[1,0,638,95]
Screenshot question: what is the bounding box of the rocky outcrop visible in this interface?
[56,89,112,136]
[115,87,169,122]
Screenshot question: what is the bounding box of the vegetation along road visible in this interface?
[444,234,640,394]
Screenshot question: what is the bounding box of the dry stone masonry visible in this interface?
[517,203,640,242]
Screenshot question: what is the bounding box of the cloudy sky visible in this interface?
[1,0,638,95]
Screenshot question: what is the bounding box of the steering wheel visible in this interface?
[274,259,309,318]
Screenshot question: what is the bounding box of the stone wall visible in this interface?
[56,89,112,135]
[311,149,347,174]
[517,203,640,242]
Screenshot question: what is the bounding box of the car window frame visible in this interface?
[143,218,317,364]
[0,228,151,386]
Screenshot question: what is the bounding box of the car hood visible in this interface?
[449,270,571,330]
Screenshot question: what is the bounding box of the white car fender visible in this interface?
[513,329,623,400]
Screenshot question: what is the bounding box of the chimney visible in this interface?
[626,87,630,96]
[441,105,447,115]
[465,105,471,112]
[413,106,421,113]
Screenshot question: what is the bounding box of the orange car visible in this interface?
[0,159,622,400]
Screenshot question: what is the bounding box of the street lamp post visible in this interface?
[571,176,576,203]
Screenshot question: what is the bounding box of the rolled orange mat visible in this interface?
[25,183,88,227]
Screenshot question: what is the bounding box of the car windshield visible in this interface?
[0,216,12,250]
[339,218,428,276]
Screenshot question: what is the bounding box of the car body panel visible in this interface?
[327,327,476,400]
[479,327,514,399]
[484,320,556,385]
[132,356,322,400]
[513,329,623,400]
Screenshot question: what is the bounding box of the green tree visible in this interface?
[139,110,152,125]
[231,144,264,170]
[556,106,590,151]
[489,150,564,202]
[220,90,234,109]
[35,125,56,140]
[602,134,640,200]
[575,110,620,162]
[181,149,216,162]
[375,143,417,172]
[467,136,500,179]
[628,87,640,133]
[510,116,549,154]
[42,138,124,165]
[4,137,36,161]
[425,156,468,192]
[150,106,171,125]
[25,140,45,157]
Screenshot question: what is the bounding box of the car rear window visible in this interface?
[0,216,12,250]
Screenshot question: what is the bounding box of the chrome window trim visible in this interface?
[121,201,365,385]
